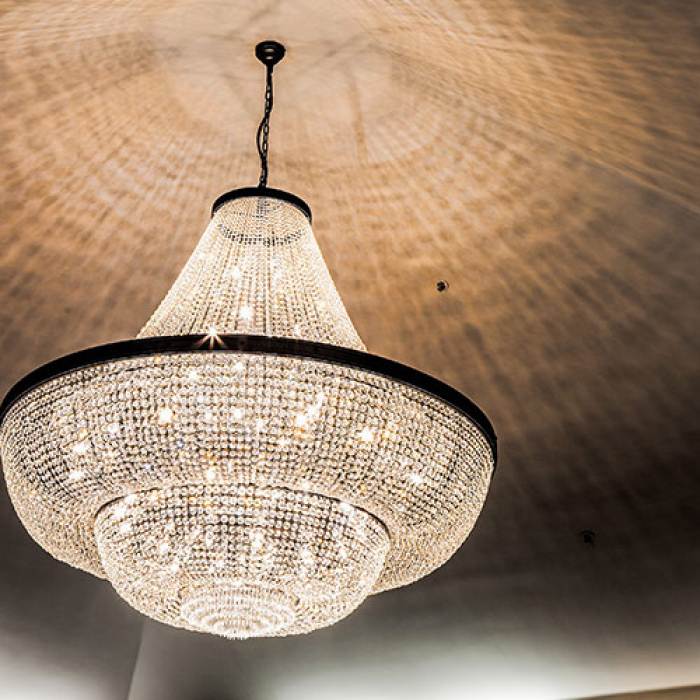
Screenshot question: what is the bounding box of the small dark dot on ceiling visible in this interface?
[436,280,449,292]
[580,529,596,546]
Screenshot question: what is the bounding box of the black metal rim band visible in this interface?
[0,334,496,459]
[212,187,312,222]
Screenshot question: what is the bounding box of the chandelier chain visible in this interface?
[256,64,274,188]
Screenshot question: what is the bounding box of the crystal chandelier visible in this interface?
[0,41,496,639]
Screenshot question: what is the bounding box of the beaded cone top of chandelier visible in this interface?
[0,193,496,638]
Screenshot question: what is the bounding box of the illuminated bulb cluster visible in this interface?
[0,196,495,638]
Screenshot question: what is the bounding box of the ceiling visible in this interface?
[1,1,699,699]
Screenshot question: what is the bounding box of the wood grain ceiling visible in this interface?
[0,2,698,699]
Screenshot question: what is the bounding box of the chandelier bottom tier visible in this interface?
[95,484,390,637]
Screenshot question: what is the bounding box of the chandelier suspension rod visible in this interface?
[255,40,286,187]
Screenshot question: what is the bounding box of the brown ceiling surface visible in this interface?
[1,2,699,699]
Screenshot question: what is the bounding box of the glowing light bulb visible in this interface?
[300,546,314,565]
[72,441,89,455]
[294,413,308,428]
[157,407,174,426]
[358,427,374,443]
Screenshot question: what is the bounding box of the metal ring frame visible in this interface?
[0,334,497,459]
[212,187,312,222]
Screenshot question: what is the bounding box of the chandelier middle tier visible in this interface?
[0,40,496,639]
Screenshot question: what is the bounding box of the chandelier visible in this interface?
[0,41,496,639]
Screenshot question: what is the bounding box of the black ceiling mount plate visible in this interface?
[255,40,286,68]
[0,334,497,459]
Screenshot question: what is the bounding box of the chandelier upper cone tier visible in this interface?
[0,41,496,639]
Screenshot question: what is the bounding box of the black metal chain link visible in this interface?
[256,65,274,187]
